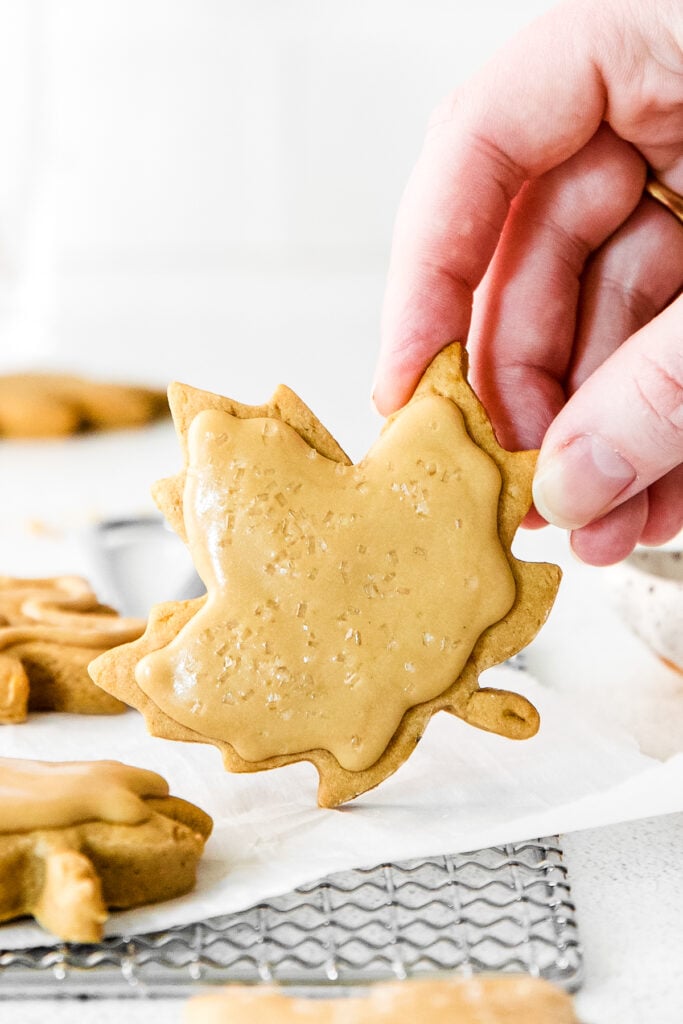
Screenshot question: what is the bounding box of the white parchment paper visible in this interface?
[1,663,681,949]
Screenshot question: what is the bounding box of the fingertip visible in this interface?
[371,377,405,418]
[372,332,455,416]
[568,493,648,566]
[372,335,416,417]
[371,382,413,419]
[521,507,547,530]
[532,434,637,531]
[568,528,630,567]
[638,467,683,547]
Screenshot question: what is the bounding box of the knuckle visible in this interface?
[635,352,683,446]
[601,276,659,331]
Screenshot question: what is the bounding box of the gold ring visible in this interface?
[644,173,683,225]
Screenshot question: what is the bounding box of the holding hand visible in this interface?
[374,0,683,565]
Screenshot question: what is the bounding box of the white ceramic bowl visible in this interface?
[606,549,683,673]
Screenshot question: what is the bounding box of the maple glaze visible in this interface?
[0,576,144,652]
[0,757,169,832]
[136,396,515,771]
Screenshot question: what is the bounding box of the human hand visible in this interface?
[373,0,683,565]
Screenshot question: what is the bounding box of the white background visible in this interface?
[0,1,681,1022]
[0,0,551,452]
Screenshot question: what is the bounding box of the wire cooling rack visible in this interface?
[0,836,581,999]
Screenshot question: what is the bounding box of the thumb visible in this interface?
[533,295,683,530]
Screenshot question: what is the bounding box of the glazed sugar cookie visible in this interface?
[0,757,212,943]
[0,373,168,438]
[184,976,578,1023]
[0,575,145,723]
[90,344,561,807]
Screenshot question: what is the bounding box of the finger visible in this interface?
[468,123,644,452]
[568,197,683,391]
[561,195,683,561]
[522,507,547,531]
[569,491,649,566]
[374,1,611,414]
[570,467,683,563]
[639,465,683,547]
[532,294,683,531]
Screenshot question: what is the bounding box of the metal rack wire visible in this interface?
[0,836,581,999]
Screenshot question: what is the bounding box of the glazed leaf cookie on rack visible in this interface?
[0,758,212,943]
[90,344,561,807]
[0,576,145,724]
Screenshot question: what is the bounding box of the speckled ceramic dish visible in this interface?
[606,549,683,674]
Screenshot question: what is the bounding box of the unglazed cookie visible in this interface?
[0,575,145,723]
[0,373,168,438]
[0,757,212,943]
[184,976,578,1023]
[90,344,561,806]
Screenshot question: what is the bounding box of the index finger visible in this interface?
[373,0,608,414]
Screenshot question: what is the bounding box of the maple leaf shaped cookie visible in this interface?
[0,576,145,724]
[0,757,212,943]
[90,344,561,807]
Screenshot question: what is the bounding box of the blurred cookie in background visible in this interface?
[0,574,144,723]
[184,976,579,1023]
[0,373,168,438]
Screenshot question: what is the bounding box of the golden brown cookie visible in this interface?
[184,976,578,1023]
[90,344,561,807]
[0,757,212,943]
[0,575,145,723]
[0,373,168,438]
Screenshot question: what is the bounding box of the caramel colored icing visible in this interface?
[0,576,144,651]
[0,757,169,833]
[136,396,516,771]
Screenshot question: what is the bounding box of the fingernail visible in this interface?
[533,434,636,529]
